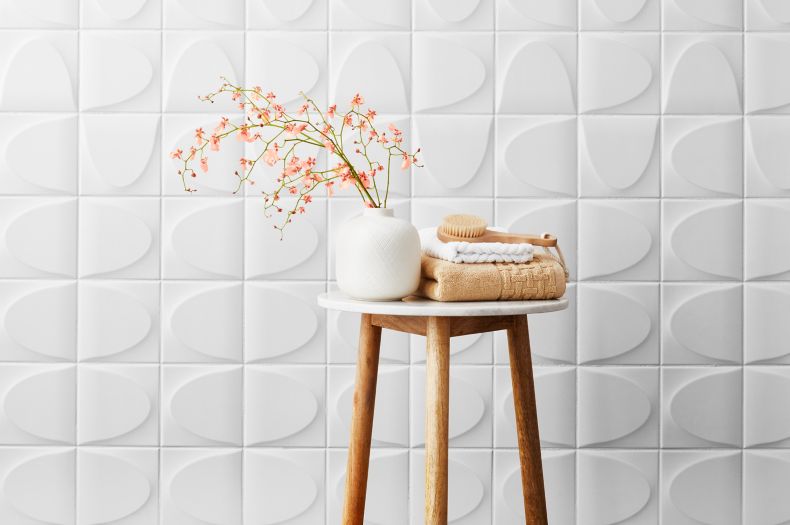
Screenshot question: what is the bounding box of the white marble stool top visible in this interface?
[318,291,568,317]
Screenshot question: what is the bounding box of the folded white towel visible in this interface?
[419,227,534,264]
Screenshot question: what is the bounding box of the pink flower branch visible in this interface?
[174,79,422,236]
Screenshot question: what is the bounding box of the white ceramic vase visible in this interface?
[335,208,421,301]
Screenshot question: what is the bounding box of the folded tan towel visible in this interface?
[417,253,566,302]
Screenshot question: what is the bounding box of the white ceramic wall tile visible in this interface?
[80,31,161,112]
[0,364,75,445]
[745,283,790,364]
[412,115,493,197]
[578,283,658,364]
[81,114,160,195]
[746,116,790,196]
[0,197,77,278]
[745,34,790,113]
[0,281,76,362]
[246,32,326,110]
[579,33,659,114]
[580,116,660,197]
[81,0,161,29]
[414,0,494,30]
[496,33,576,115]
[247,0,326,30]
[663,34,742,114]
[77,364,159,445]
[662,116,743,197]
[578,367,659,447]
[162,365,243,446]
[0,0,77,28]
[664,0,743,29]
[662,283,743,364]
[662,450,741,525]
[163,281,242,363]
[579,199,660,280]
[410,450,491,524]
[744,450,790,524]
[581,0,659,30]
[77,447,158,525]
[0,114,78,195]
[578,450,658,524]
[0,447,75,524]
[746,0,790,30]
[496,0,576,30]
[244,449,324,524]
[662,199,743,281]
[413,32,493,113]
[663,367,743,447]
[0,31,78,111]
[245,365,325,446]
[330,32,410,115]
[161,448,242,524]
[745,199,790,280]
[163,197,243,279]
[331,0,410,30]
[1,2,786,522]
[163,32,244,113]
[164,0,244,29]
[79,197,160,279]
[245,282,326,363]
[496,116,577,197]
[744,367,790,447]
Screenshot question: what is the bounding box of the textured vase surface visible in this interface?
[335,208,421,301]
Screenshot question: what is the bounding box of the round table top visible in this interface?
[317,291,569,317]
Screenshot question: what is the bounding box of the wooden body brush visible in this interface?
[437,214,557,247]
[437,214,568,275]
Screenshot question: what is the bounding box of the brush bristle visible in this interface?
[439,214,488,239]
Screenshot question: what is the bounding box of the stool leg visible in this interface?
[342,313,382,525]
[506,315,548,525]
[425,316,450,525]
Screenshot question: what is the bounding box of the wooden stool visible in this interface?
[319,292,569,525]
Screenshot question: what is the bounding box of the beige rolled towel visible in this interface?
[417,253,566,302]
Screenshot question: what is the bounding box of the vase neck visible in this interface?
[363,207,393,218]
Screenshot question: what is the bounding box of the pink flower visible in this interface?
[303,194,313,204]
[195,127,205,145]
[325,181,335,196]
[266,91,277,101]
[296,103,309,115]
[284,122,308,138]
[209,135,221,152]
[322,139,335,153]
[351,93,364,107]
[263,144,280,166]
[327,104,336,118]
[240,157,249,172]
[170,148,183,160]
[401,154,412,170]
[237,126,256,143]
[214,117,229,133]
[366,109,376,121]
[388,123,402,135]
[200,157,209,173]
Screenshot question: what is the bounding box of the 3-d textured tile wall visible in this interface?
[0,0,788,523]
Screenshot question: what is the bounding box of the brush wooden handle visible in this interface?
[437,229,558,247]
